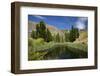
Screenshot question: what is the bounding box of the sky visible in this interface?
[28,15,88,30]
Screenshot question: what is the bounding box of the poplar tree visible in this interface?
[56,33,60,42]
[31,30,36,39]
[65,32,70,42]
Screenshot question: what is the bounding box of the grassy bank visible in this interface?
[28,39,88,60]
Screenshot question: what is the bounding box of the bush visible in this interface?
[28,38,34,47]
[31,30,37,39]
[28,38,34,51]
[34,38,45,46]
[28,38,45,51]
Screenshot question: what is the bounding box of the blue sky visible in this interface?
[28,15,88,30]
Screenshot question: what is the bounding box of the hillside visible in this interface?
[28,21,88,60]
[28,20,65,37]
[74,31,87,44]
[28,20,88,43]
[28,21,58,32]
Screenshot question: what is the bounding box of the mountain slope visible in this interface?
[74,31,87,44]
[28,20,65,36]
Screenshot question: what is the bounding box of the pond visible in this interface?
[28,44,88,60]
[43,45,88,60]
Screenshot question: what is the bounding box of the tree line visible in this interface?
[31,21,79,42]
[31,21,52,42]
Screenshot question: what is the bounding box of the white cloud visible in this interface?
[75,17,87,30]
[34,15,46,19]
[78,17,87,23]
[75,21,85,30]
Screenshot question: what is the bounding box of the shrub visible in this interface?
[28,38,34,51]
[28,38,34,46]
[34,38,45,46]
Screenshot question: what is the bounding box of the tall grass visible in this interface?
[28,38,88,60]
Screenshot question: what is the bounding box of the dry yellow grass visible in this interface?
[74,31,87,44]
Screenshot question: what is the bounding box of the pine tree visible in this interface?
[46,29,52,42]
[39,21,47,41]
[69,26,79,42]
[35,21,53,42]
[69,26,75,42]
[40,21,46,30]
[36,24,40,38]
[75,28,79,38]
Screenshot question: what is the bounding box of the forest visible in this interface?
[28,21,88,60]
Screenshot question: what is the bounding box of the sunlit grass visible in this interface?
[28,38,87,60]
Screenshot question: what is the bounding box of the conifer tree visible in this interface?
[75,28,79,38]
[36,24,40,38]
[39,21,47,41]
[35,21,53,42]
[46,29,52,42]
[69,26,79,42]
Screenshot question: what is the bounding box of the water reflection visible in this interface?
[43,45,88,60]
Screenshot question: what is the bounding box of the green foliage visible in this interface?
[65,32,70,42]
[75,28,79,38]
[61,36,64,42]
[39,21,47,40]
[28,51,48,60]
[56,33,60,42]
[28,41,88,60]
[33,21,53,42]
[36,24,40,38]
[34,38,45,46]
[28,21,87,60]
[40,21,46,30]
[52,34,56,42]
[31,30,37,39]
[28,38,45,52]
[69,26,79,42]
[28,38,34,46]
[28,38,34,51]
[66,42,87,52]
[46,29,52,42]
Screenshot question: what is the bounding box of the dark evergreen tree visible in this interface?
[69,26,75,42]
[36,24,40,38]
[75,28,79,38]
[46,29,52,42]
[40,21,46,30]
[69,26,79,42]
[34,21,53,42]
[39,21,47,41]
